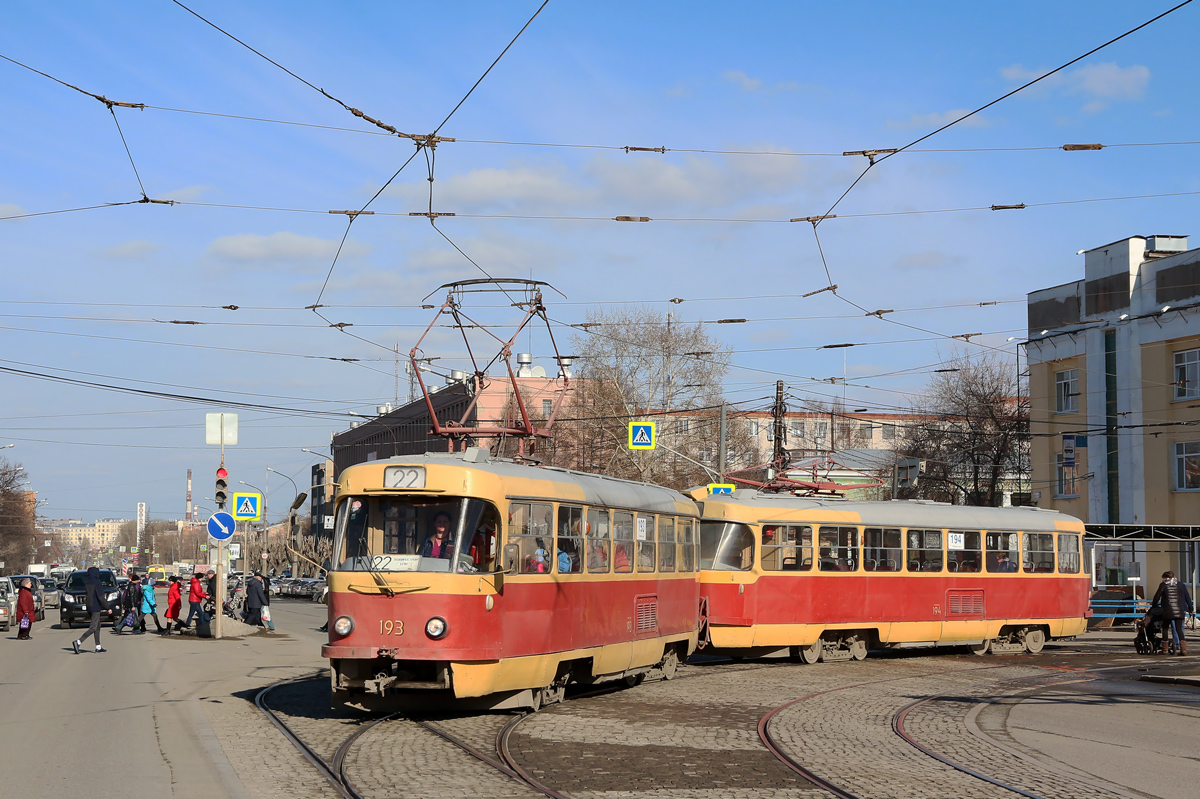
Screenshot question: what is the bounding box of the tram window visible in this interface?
[1058,534,1080,573]
[659,517,676,572]
[818,526,858,571]
[701,522,754,570]
[863,528,901,572]
[613,511,635,573]
[905,529,943,572]
[510,502,554,574]
[678,519,695,572]
[557,506,583,574]
[586,508,610,573]
[762,525,813,571]
[985,532,1019,573]
[946,531,981,573]
[1022,533,1056,573]
[334,495,496,573]
[636,515,656,573]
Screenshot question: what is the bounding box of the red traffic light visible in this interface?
[216,467,228,479]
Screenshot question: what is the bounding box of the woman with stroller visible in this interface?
[1151,570,1192,655]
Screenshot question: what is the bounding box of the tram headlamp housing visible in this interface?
[332,616,354,636]
[425,617,447,639]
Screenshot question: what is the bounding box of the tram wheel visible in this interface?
[848,639,868,661]
[968,639,991,656]
[1023,628,1046,654]
[659,648,679,680]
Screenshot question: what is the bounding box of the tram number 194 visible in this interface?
[381,620,404,636]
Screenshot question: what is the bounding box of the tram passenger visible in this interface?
[468,520,496,569]
[419,512,455,559]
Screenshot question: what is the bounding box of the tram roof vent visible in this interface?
[461,447,489,463]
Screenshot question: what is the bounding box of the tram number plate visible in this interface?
[380,620,404,636]
[383,466,426,489]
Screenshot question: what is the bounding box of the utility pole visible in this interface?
[772,380,786,468]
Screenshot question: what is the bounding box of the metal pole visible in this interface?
[215,540,224,639]
[718,404,727,478]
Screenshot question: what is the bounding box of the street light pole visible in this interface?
[266,468,299,573]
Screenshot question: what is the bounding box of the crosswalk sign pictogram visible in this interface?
[628,421,656,450]
[232,492,262,521]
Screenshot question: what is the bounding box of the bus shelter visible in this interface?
[1085,524,1200,624]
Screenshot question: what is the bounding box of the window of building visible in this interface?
[1175,349,1200,400]
[946,530,981,573]
[748,420,760,436]
[791,421,805,438]
[556,505,582,574]
[863,528,901,572]
[859,423,873,440]
[985,532,1019,572]
[542,399,553,416]
[818,526,858,571]
[1057,533,1080,574]
[1055,369,1079,413]
[675,418,690,434]
[1174,441,1200,490]
[761,524,813,571]
[814,422,829,441]
[906,529,942,572]
[882,424,896,441]
[1055,453,1078,497]
[585,508,610,573]
[1022,533,1055,573]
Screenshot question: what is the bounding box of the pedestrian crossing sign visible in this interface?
[628,421,656,450]
[232,492,262,520]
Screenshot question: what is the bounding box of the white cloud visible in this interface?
[999,61,1149,111]
[886,109,991,131]
[207,232,371,262]
[723,70,800,94]
[1,203,26,218]
[99,240,161,259]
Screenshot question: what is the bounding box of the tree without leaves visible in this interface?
[896,350,1027,506]
[0,457,37,571]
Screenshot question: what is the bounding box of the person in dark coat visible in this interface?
[114,572,143,635]
[16,578,36,640]
[261,573,274,631]
[245,572,267,626]
[72,566,113,654]
[1151,570,1192,655]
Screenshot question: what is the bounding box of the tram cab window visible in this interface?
[863,528,901,572]
[818,527,858,571]
[333,495,497,573]
[658,517,676,572]
[586,508,610,573]
[678,519,695,572]
[906,529,943,572]
[557,506,583,574]
[636,515,656,573]
[613,511,635,573]
[701,522,754,570]
[985,532,1019,573]
[1057,534,1080,573]
[510,502,554,574]
[1022,533,1056,573]
[946,531,981,573]
[761,525,813,571]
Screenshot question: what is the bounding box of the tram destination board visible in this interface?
[384,465,425,489]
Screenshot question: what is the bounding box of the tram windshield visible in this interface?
[700,521,755,571]
[333,495,501,574]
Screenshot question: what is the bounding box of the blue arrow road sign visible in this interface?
[207,511,236,541]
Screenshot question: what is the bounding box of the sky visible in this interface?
[2,1,1198,524]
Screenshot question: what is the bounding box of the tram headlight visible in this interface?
[425,617,447,639]
[332,616,354,636]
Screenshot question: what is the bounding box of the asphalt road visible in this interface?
[0,594,329,799]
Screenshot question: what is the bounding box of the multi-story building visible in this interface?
[1026,234,1200,591]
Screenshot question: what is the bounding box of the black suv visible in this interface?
[59,569,121,628]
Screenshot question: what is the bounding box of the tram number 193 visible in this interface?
[380,620,404,636]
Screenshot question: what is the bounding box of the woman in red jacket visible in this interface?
[185,571,209,628]
[163,575,183,635]
[16,578,36,640]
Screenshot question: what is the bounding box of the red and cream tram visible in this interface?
[694,490,1089,661]
[323,449,700,710]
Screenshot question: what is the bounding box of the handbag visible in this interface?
[18,616,31,630]
[123,611,137,627]
[260,606,271,623]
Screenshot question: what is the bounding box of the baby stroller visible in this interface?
[1135,608,1177,655]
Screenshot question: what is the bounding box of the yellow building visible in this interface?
[1027,235,1200,593]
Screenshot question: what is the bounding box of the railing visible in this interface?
[1090,597,1199,628]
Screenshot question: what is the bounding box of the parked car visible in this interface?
[0,577,15,631]
[41,578,61,609]
[59,569,120,628]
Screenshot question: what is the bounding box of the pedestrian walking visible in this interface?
[261,572,275,631]
[71,566,113,654]
[185,571,209,628]
[245,571,267,626]
[114,572,143,634]
[16,578,36,640]
[140,576,165,634]
[1151,570,1192,655]
[164,575,183,635]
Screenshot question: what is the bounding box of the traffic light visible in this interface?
[215,466,228,509]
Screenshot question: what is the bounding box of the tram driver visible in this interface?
[419,511,455,559]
